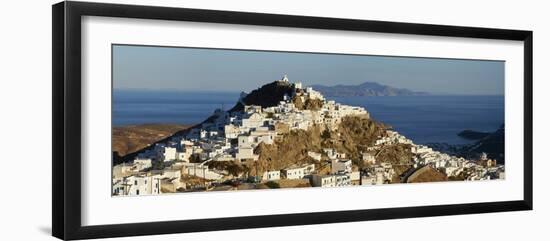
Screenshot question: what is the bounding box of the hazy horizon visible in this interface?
[113,45,505,95]
[112,88,504,96]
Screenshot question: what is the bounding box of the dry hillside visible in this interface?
[112,124,191,157]
[251,115,387,175]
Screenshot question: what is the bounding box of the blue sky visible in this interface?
[113,45,504,95]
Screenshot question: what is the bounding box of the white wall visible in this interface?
[0,0,548,240]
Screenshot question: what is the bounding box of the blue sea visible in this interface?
[113,90,241,126]
[113,90,504,145]
[332,95,504,145]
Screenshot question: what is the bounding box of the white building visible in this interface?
[335,175,351,186]
[281,74,289,82]
[235,146,258,161]
[303,163,315,175]
[331,159,352,174]
[133,157,152,168]
[162,167,182,179]
[311,174,351,187]
[304,87,325,100]
[250,129,276,145]
[307,151,322,161]
[157,145,177,162]
[360,172,385,185]
[362,152,376,165]
[323,148,337,160]
[112,162,139,179]
[238,135,254,148]
[224,124,240,139]
[180,163,224,180]
[242,112,264,129]
[114,174,162,196]
[160,177,186,193]
[262,170,281,181]
[282,165,306,179]
[311,174,336,188]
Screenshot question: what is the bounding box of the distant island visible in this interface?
[310,81,429,97]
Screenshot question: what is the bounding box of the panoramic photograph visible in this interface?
[111,45,505,196]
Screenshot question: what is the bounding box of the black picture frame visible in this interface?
[52,1,533,240]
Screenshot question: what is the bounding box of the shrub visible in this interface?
[265,181,280,189]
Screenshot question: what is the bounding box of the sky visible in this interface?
[112,44,504,95]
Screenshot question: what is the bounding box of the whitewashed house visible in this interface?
[242,112,264,129]
[360,172,385,185]
[331,159,352,174]
[235,146,258,161]
[238,135,254,148]
[262,170,281,181]
[180,163,224,180]
[311,174,335,188]
[162,167,182,179]
[154,144,177,162]
[250,129,276,145]
[118,174,162,196]
[307,151,322,162]
[311,174,351,187]
[112,162,138,179]
[362,152,376,165]
[334,174,351,186]
[282,165,306,179]
[224,124,240,139]
[112,178,126,195]
[133,158,152,170]
[303,163,315,175]
[160,177,185,193]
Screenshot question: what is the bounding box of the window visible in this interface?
[136,190,140,195]
[134,180,138,185]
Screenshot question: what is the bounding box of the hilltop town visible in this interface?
[112,75,505,196]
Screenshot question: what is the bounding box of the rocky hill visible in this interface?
[230,80,296,112]
[310,81,428,97]
[464,124,505,163]
[251,116,389,175]
[115,78,502,186]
